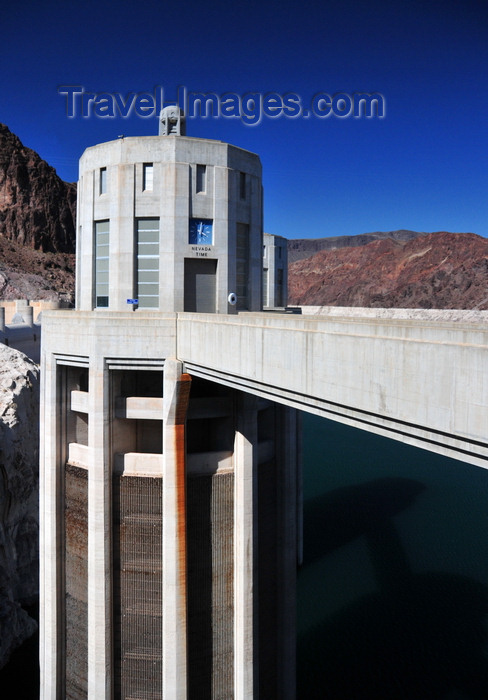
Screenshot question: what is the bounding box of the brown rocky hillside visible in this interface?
[0,124,76,300]
[287,230,427,263]
[288,232,488,309]
[0,235,74,301]
[0,123,76,253]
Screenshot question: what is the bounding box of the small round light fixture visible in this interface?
[228,292,237,306]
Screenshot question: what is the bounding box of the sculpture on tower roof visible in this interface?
[159,105,186,136]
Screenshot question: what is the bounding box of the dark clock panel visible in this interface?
[189,218,213,245]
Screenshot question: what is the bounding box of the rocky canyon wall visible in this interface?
[0,345,39,669]
[0,123,76,253]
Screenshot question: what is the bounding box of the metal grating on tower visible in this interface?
[187,471,234,699]
[113,475,163,700]
[64,463,88,699]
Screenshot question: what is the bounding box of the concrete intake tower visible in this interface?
[40,112,300,699]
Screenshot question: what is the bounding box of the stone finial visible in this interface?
[159,105,186,136]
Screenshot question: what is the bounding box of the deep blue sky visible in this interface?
[2,0,487,239]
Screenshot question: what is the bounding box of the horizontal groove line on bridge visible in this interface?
[178,313,488,333]
[178,321,488,350]
[184,362,488,459]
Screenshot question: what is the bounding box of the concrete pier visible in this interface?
[162,359,191,699]
[87,360,112,699]
[234,393,258,699]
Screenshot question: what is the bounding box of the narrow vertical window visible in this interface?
[143,163,153,191]
[137,219,159,308]
[95,220,109,307]
[236,222,249,310]
[99,167,107,195]
[263,268,269,306]
[239,171,246,199]
[277,268,284,307]
[196,164,206,193]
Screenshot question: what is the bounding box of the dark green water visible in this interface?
[298,414,488,699]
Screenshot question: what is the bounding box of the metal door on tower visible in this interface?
[184,258,217,312]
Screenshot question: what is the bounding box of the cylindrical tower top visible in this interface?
[76,135,263,314]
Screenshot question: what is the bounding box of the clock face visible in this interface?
[189,218,213,245]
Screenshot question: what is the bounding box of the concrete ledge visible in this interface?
[115,396,164,420]
[187,450,233,475]
[40,310,178,361]
[296,306,488,322]
[114,452,163,476]
[71,390,89,413]
[68,442,89,468]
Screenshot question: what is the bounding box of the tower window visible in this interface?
[263,268,269,306]
[239,171,246,199]
[95,220,109,307]
[196,164,206,193]
[277,268,284,306]
[236,222,249,310]
[143,163,153,191]
[99,167,107,195]
[136,219,160,308]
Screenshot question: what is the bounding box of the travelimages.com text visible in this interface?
[58,85,385,125]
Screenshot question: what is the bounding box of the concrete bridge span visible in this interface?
[177,311,488,470]
[40,307,488,699]
[41,307,488,470]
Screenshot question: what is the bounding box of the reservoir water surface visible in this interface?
[298,414,488,699]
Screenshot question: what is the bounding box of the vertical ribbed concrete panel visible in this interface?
[187,471,234,699]
[234,393,258,700]
[40,358,64,700]
[75,169,94,310]
[162,359,191,699]
[113,475,163,699]
[110,163,135,311]
[87,362,112,699]
[64,464,88,699]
